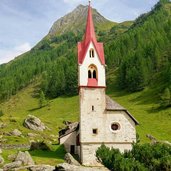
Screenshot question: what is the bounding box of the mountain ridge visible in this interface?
[0,0,170,103]
[48,4,116,36]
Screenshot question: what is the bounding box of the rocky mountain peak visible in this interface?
[48,4,114,36]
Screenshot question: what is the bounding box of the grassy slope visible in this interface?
[0,86,171,167]
[107,70,171,143]
[0,83,78,166]
[0,76,171,166]
[1,79,171,144]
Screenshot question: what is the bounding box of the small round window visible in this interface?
[111,123,120,131]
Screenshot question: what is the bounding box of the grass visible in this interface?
[1,145,65,167]
[109,90,171,143]
[29,145,66,165]
[0,83,79,142]
[0,83,78,165]
[107,69,171,143]
[0,77,171,165]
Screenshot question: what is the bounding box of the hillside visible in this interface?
[105,1,171,94]
[0,79,171,166]
[48,4,116,36]
[0,1,171,103]
[0,0,171,140]
[0,5,121,101]
[0,0,171,167]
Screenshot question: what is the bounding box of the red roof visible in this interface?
[77,4,105,65]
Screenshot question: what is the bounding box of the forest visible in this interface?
[0,0,171,107]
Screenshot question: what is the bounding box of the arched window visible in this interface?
[88,70,91,78]
[92,49,94,57]
[89,49,94,58]
[93,70,96,79]
[88,64,98,79]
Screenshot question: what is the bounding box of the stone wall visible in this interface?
[0,144,30,150]
[79,88,136,166]
[60,132,78,154]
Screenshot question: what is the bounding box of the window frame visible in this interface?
[110,122,121,133]
[89,48,95,58]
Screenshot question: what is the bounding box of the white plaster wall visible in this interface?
[78,42,106,87]
[60,132,77,154]
[79,88,137,165]
[80,88,136,144]
[80,88,106,143]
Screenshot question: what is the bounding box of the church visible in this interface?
[59,1,139,166]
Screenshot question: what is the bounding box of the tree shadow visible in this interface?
[28,107,40,112]
[29,145,66,160]
[147,105,171,114]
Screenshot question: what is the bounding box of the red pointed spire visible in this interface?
[84,2,97,47]
[77,2,105,65]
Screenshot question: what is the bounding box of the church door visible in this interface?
[70,145,75,154]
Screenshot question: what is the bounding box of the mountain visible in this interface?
[48,5,116,36]
[104,0,171,98]
[0,0,171,104]
[0,5,128,101]
[0,0,171,164]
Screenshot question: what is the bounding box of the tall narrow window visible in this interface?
[92,49,94,57]
[89,50,92,58]
[88,70,92,78]
[92,106,94,111]
[93,70,96,79]
[89,49,94,58]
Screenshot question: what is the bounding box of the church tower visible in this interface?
[77,1,107,166]
[76,1,138,166]
[59,0,138,166]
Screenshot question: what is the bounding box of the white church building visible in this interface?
[59,1,139,166]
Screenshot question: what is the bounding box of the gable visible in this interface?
[78,40,105,65]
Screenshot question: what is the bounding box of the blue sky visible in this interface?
[0,0,158,64]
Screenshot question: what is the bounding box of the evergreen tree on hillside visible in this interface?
[160,0,170,4]
[160,88,171,107]
[107,0,171,93]
[0,0,171,101]
[39,91,47,108]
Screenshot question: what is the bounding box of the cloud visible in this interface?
[0,0,159,65]
[0,42,31,64]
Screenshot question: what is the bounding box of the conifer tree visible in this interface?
[160,88,171,107]
[39,90,47,108]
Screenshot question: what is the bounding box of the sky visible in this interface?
[0,0,158,64]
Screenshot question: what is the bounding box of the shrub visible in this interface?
[30,141,51,151]
[96,143,171,171]
[96,144,146,171]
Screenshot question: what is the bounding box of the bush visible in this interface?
[96,144,146,171]
[96,143,171,171]
[30,141,51,151]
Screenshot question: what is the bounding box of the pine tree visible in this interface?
[39,91,47,108]
[160,88,171,107]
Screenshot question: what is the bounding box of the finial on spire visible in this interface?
[89,0,91,6]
